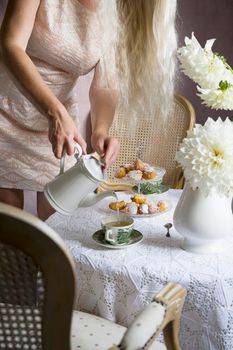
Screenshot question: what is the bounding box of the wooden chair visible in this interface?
[0,203,187,350]
[98,95,195,193]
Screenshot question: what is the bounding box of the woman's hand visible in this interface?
[91,131,120,169]
[48,106,87,159]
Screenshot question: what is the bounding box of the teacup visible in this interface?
[101,215,134,245]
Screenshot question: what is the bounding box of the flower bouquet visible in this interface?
[176,117,233,197]
[177,33,233,111]
[173,34,233,253]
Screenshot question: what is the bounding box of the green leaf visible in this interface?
[218,80,231,91]
[214,52,233,74]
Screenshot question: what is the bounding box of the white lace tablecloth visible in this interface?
[46,190,233,350]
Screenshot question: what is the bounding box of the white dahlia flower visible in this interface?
[177,33,233,90]
[176,118,233,196]
[197,83,233,110]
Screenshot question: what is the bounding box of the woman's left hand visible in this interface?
[91,132,120,169]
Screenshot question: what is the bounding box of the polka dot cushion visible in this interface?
[71,311,125,349]
[71,311,166,349]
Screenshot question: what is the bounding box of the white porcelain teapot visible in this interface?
[44,144,117,215]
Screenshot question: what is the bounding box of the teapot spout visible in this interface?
[79,191,117,208]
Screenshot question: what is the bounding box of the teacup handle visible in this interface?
[59,143,83,175]
[105,228,115,243]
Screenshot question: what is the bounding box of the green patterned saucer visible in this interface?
[92,229,143,249]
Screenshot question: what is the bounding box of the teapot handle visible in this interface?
[59,143,83,175]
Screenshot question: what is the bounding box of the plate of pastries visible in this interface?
[114,159,166,184]
[114,159,167,195]
[108,194,170,218]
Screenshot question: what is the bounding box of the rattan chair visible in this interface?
[98,95,195,193]
[0,203,187,350]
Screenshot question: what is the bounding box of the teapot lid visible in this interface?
[83,155,105,181]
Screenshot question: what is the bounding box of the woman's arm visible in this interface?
[90,61,119,168]
[0,0,86,158]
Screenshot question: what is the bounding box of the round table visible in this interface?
[46,190,233,350]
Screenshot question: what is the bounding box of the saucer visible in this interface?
[92,229,143,249]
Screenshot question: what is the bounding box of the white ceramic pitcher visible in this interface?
[44,144,117,215]
[173,183,233,254]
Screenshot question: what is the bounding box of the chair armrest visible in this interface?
[119,302,165,350]
[118,282,187,350]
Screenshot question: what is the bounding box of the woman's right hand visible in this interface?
[48,105,87,159]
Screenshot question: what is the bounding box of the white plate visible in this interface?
[92,229,143,249]
[125,208,170,218]
[114,166,165,183]
[119,166,166,183]
[109,201,171,218]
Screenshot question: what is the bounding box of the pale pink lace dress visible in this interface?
[0,0,101,191]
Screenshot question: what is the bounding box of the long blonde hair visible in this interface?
[97,0,177,125]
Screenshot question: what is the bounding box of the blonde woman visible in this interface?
[0,0,177,220]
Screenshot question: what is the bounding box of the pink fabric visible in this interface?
[0,0,94,213]
[0,0,99,191]
[75,72,93,149]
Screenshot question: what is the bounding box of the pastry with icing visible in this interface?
[131,194,146,204]
[109,201,126,211]
[138,203,149,214]
[157,200,168,211]
[134,159,145,171]
[127,202,138,215]
[115,167,127,178]
[142,170,157,180]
